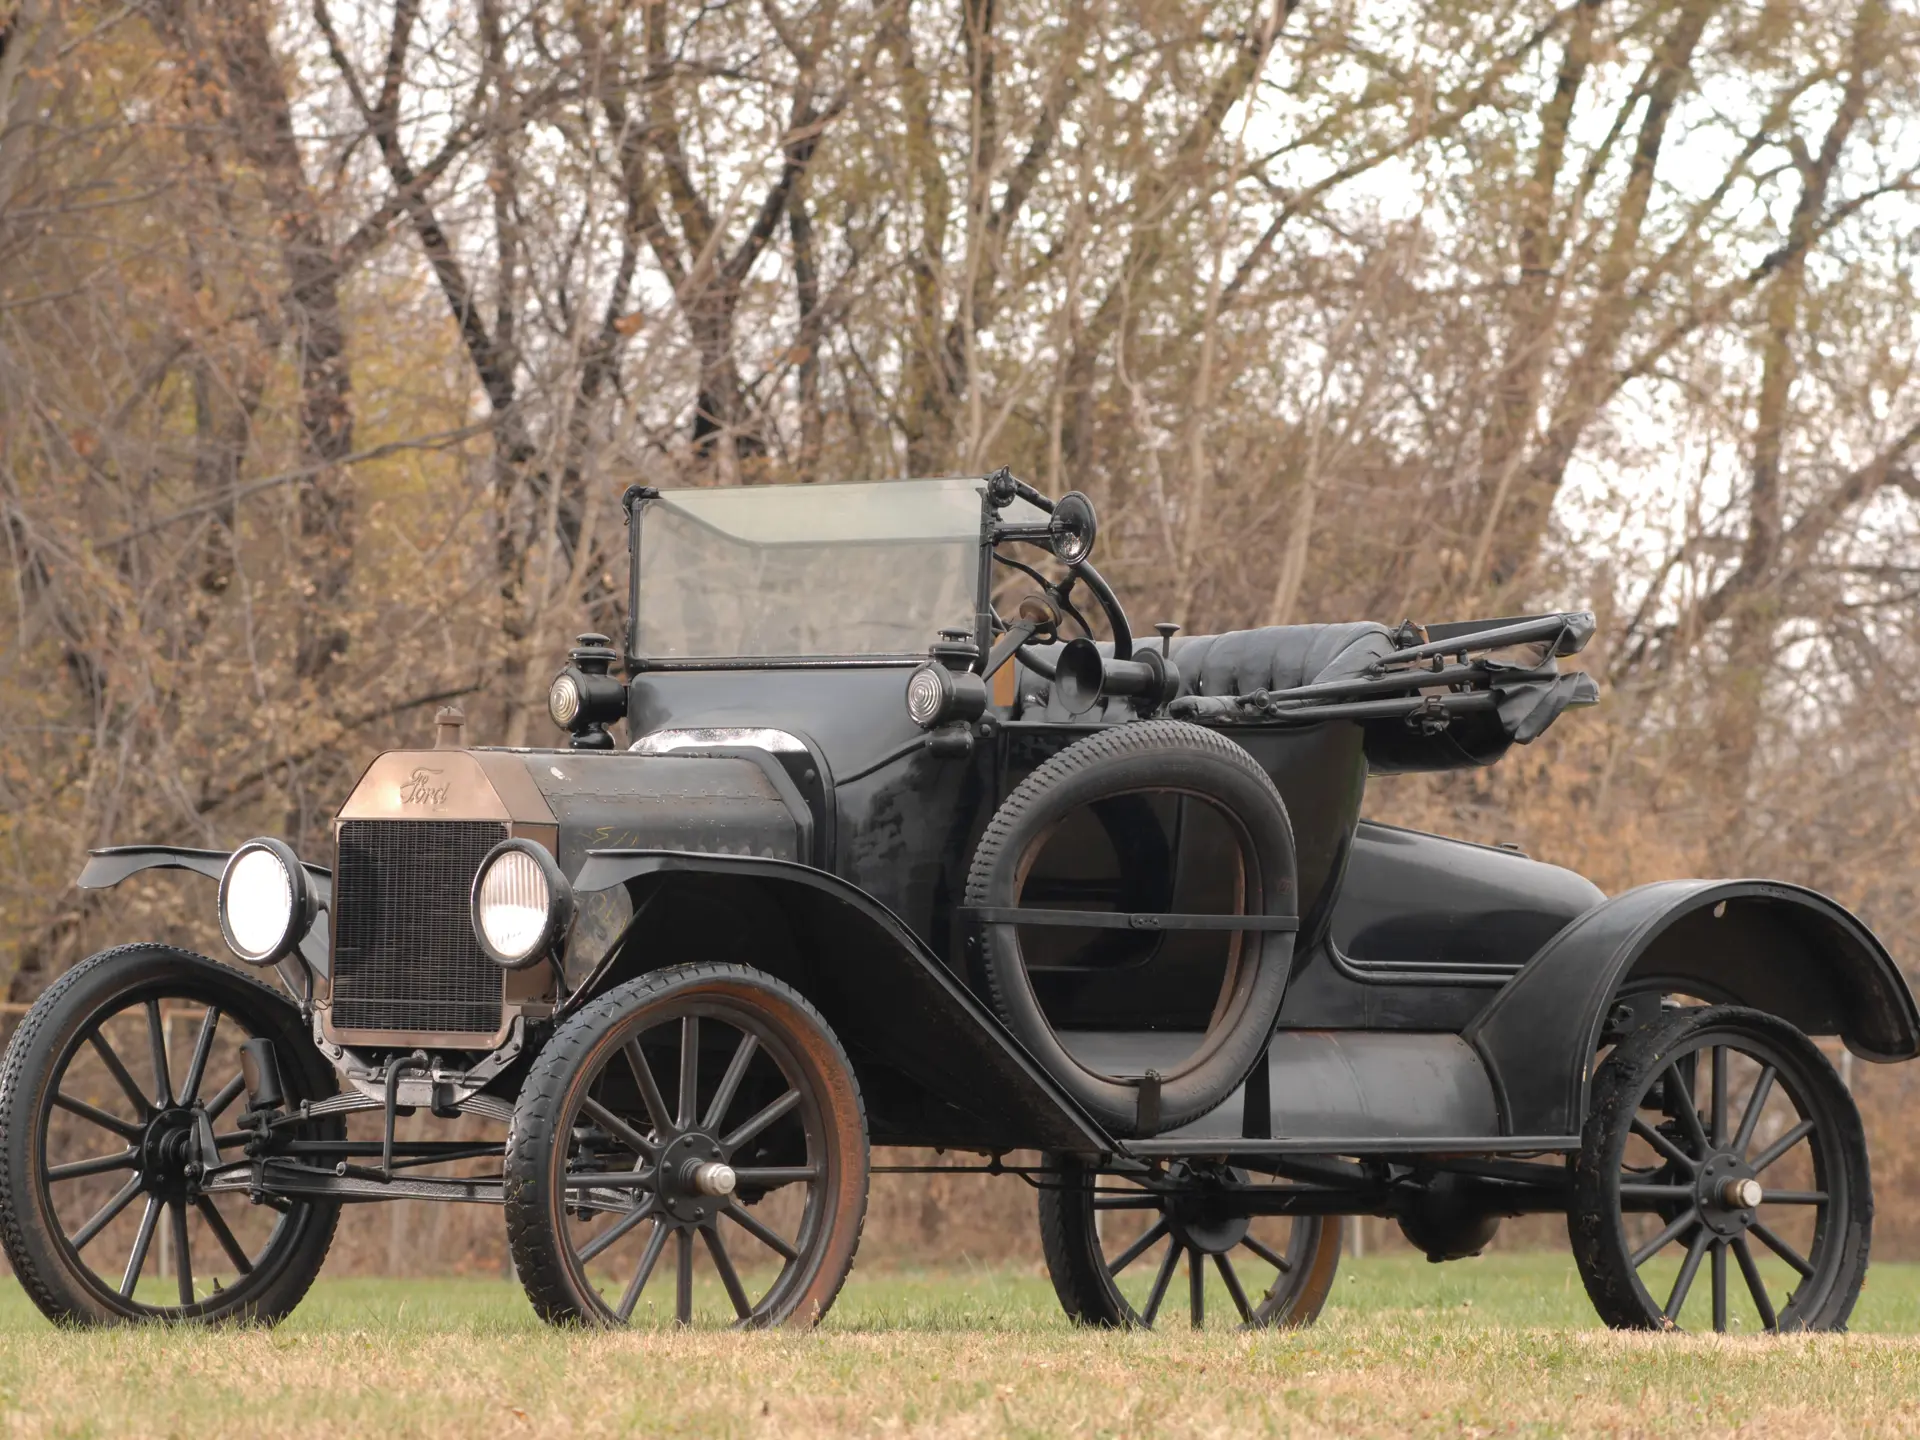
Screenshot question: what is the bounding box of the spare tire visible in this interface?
[964,719,1297,1136]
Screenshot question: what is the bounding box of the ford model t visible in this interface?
[5,471,1915,1334]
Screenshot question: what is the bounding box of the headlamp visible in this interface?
[470,839,573,969]
[218,838,314,966]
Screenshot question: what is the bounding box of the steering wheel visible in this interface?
[986,548,1133,685]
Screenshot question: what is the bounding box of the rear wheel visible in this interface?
[0,944,341,1326]
[505,963,868,1328]
[1039,1158,1341,1329]
[1569,1004,1870,1332]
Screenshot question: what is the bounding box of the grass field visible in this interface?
[1,1254,1917,1437]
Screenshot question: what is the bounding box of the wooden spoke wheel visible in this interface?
[1038,1159,1341,1329]
[1570,1004,1870,1333]
[0,945,341,1325]
[505,963,868,1328]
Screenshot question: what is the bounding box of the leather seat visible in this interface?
[1015,621,1395,722]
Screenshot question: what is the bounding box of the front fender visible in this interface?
[1463,879,1920,1138]
[77,844,333,974]
[569,849,1113,1155]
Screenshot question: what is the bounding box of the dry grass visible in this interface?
[0,1255,1916,1437]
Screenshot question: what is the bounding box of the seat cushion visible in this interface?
[1016,621,1395,721]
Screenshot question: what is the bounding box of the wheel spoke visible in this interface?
[723,1199,798,1261]
[1759,1190,1828,1206]
[71,1174,144,1251]
[580,1096,657,1161]
[676,1016,700,1130]
[614,1219,669,1322]
[576,1198,656,1264]
[1750,1118,1817,1176]
[169,1198,194,1306]
[1628,1207,1699,1269]
[1140,1240,1181,1326]
[703,1034,759,1133]
[1239,1231,1294,1275]
[1710,1047,1728,1149]
[1750,1219,1814,1278]
[1732,1235,1779,1330]
[1711,1238,1728,1332]
[145,1000,173,1108]
[727,1166,817,1188]
[721,1089,800,1155]
[53,1091,141,1142]
[1618,1183,1694,1207]
[623,1040,674,1137]
[195,1196,253,1275]
[1629,1115,1696,1172]
[203,1073,246,1123]
[179,1008,221,1104]
[87,1031,154,1116]
[1662,1064,1710,1156]
[674,1228,694,1325]
[119,1196,162,1297]
[1105,1217,1169,1277]
[1187,1246,1204,1328]
[1664,1226,1710,1322]
[47,1149,137,1182]
[1215,1251,1255,1324]
[704,1226,754,1321]
[1731,1066,1777,1156]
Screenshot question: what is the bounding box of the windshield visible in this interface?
[631,477,1044,661]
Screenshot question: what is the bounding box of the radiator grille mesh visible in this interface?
[332,820,507,1035]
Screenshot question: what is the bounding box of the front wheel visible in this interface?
[1038,1158,1341,1329]
[0,944,341,1326]
[505,963,869,1328]
[1569,1004,1871,1332]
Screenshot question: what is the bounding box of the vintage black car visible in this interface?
[4,470,1915,1334]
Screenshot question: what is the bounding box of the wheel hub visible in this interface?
[1161,1168,1254,1254]
[1694,1151,1762,1237]
[655,1132,728,1224]
[137,1108,205,1197]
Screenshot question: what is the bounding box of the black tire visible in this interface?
[505,963,868,1328]
[0,944,341,1326]
[966,720,1298,1135]
[1569,1004,1870,1333]
[1038,1157,1341,1329]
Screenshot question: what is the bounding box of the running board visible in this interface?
[1120,1134,1579,1158]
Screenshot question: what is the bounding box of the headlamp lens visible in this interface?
[475,848,553,962]
[223,847,295,961]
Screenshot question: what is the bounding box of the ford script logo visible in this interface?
[399,766,451,809]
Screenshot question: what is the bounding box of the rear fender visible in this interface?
[568,849,1113,1154]
[76,844,332,976]
[1463,880,1920,1137]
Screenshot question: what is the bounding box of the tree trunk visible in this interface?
[1461,0,1600,596]
[209,0,358,679]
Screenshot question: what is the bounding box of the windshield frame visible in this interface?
[622,478,998,671]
